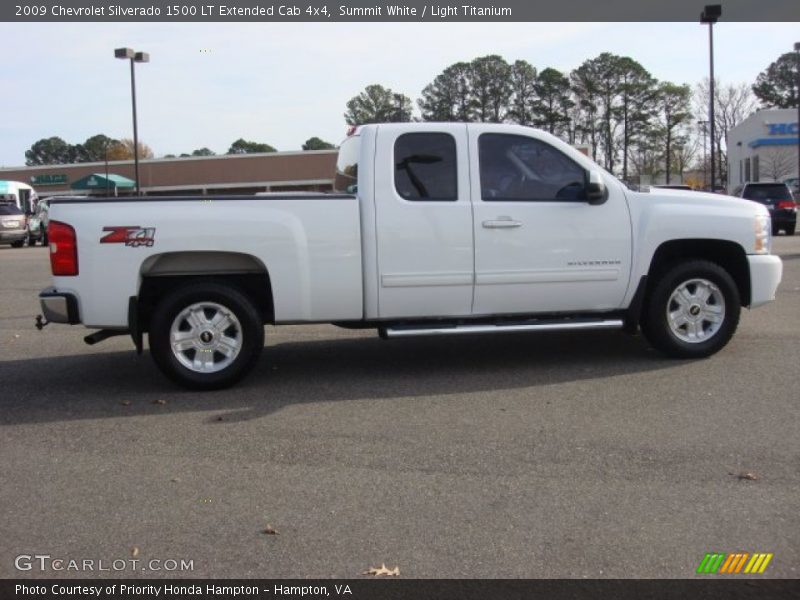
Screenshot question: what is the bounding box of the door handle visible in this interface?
[482,217,522,229]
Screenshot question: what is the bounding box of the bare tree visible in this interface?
[759,147,796,182]
[694,79,758,185]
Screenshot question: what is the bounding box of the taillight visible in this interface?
[49,220,78,276]
[777,201,796,210]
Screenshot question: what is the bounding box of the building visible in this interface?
[0,150,338,197]
[726,108,799,193]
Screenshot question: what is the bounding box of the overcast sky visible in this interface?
[0,21,797,167]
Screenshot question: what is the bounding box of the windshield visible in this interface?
[334,135,360,193]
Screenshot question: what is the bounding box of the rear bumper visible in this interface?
[39,287,81,324]
[748,255,783,308]
[0,230,27,243]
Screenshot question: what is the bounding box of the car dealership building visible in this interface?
[0,149,338,197]
[727,108,799,193]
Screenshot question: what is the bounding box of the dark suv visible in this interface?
[733,182,796,235]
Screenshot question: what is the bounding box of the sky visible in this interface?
[0,21,797,167]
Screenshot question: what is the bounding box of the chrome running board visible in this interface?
[382,318,624,338]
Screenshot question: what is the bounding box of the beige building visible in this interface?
[0,150,338,197]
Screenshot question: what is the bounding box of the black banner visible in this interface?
[3,0,799,22]
[2,579,800,600]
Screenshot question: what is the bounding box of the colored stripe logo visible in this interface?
[696,552,773,574]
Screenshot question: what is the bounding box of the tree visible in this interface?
[507,60,538,126]
[531,67,572,136]
[191,148,216,156]
[344,84,413,125]
[81,134,120,162]
[571,53,624,173]
[752,52,800,109]
[617,57,658,181]
[418,62,473,122]
[760,147,796,181]
[106,138,154,160]
[694,79,757,185]
[469,55,512,122]
[658,83,692,184]
[227,138,277,154]
[302,137,336,151]
[25,137,73,165]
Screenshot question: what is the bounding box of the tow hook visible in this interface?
[35,315,48,330]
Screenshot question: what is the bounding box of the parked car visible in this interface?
[0,202,29,248]
[27,198,51,246]
[732,182,796,235]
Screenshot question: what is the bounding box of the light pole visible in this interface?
[114,47,149,196]
[795,41,800,191]
[701,5,721,191]
[698,120,709,189]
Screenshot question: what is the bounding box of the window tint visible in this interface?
[479,134,586,202]
[394,133,457,201]
[0,203,23,215]
[743,184,791,201]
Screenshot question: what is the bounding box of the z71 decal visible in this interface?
[100,226,156,248]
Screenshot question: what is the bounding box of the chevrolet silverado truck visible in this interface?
[38,123,783,389]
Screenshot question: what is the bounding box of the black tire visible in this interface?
[641,260,740,359]
[786,224,796,236]
[771,223,780,236]
[10,240,24,248]
[41,231,48,246]
[149,281,264,390]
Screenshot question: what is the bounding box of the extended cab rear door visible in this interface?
[373,124,474,318]
[469,125,632,315]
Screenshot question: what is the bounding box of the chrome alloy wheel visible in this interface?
[169,302,243,373]
[666,278,726,344]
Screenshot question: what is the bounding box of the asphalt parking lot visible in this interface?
[1,238,798,579]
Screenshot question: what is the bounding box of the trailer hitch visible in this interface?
[35,315,48,330]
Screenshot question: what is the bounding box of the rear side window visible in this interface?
[394,133,457,201]
[743,184,791,201]
[334,135,360,193]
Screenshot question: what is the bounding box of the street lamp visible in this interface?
[795,41,800,192]
[697,120,709,189]
[114,47,149,196]
[701,4,721,192]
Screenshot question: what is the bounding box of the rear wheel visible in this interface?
[786,224,796,236]
[10,240,24,248]
[149,282,264,390]
[641,260,740,359]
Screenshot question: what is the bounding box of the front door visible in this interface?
[469,127,632,316]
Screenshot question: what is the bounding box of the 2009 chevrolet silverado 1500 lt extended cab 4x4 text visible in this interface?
[38,123,783,389]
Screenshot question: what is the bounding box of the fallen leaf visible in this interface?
[120,400,132,406]
[152,399,167,405]
[170,477,180,483]
[363,563,399,577]
[733,471,760,481]
[262,524,279,535]
[216,416,225,422]
[131,547,139,558]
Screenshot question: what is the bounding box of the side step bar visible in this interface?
[381,318,624,339]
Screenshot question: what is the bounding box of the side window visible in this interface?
[394,133,457,201]
[479,134,587,202]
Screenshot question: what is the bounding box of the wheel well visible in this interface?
[137,252,274,331]
[647,239,751,306]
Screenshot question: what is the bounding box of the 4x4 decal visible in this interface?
[100,226,156,248]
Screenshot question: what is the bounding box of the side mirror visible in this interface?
[586,170,608,205]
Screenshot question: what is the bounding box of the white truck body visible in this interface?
[39,123,783,389]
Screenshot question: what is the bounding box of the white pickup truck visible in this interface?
[38,123,783,389]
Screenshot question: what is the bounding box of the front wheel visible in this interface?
[149,282,264,390]
[641,260,740,359]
